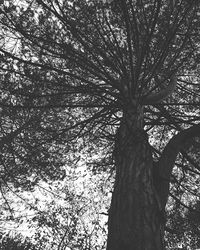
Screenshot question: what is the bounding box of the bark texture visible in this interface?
[107,107,165,250]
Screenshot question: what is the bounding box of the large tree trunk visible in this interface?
[107,107,165,250]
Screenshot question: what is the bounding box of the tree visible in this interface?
[0,0,200,249]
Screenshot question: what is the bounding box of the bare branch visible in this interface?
[142,76,177,105]
[156,124,200,209]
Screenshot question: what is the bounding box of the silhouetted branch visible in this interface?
[142,76,177,105]
[157,124,200,209]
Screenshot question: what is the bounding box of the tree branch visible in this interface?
[156,124,200,209]
[142,76,177,105]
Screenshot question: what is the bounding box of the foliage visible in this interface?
[0,0,200,249]
[0,233,36,250]
[165,200,200,249]
[0,144,112,249]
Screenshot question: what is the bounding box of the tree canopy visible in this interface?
[0,0,200,249]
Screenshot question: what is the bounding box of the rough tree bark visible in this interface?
[106,77,200,250]
[107,105,165,250]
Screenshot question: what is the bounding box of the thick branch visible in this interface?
[142,76,177,105]
[156,124,200,209]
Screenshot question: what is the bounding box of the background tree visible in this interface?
[0,0,200,249]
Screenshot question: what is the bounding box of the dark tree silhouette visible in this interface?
[0,0,200,249]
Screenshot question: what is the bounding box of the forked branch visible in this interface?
[142,76,177,105]
[156,124,200,209]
